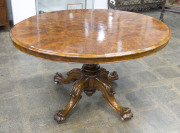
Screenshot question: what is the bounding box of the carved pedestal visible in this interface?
[54,64,133,123]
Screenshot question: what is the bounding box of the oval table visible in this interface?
[10,9,171,123]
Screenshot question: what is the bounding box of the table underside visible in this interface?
[53,64,133,123]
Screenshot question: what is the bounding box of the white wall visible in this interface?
[11,0,36,24]
[38,0,108,12]
[94,0,108,9]
[11,0,108,25]
[38,0,87,12]
[86,0,93,9]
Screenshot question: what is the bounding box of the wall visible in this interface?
[38,0,108,12]
[94,0,108,9]
[10,0,108,25]
[38,0,87,12]
[11,0,36,24]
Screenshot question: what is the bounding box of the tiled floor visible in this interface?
[0,10,180,133]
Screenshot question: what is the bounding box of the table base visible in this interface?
[53,64,133,123]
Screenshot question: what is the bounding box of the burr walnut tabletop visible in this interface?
[10,9,170,64]
[10,9,171,123]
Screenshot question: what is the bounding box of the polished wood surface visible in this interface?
[54,64,133,123]
[9,10,171,123]
[10,9,171,64]
[0,0,10,30]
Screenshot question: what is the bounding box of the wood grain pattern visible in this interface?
[10,9,171,64]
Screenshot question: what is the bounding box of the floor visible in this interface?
[0,10,180,133]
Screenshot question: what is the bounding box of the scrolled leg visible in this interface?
[95,78,133,120]
[54,78,88,123]
[54,68,82,84]
[54,64,133,123]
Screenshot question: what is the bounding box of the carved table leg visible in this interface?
[54,68,82,84]
[95,78,133,120]
[54,77,88,123]
[54,64,133,123]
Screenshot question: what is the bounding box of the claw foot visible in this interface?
[121,107,133,120]
[108,71,119,82]
[110,71,118,80]
[54,72,63,85]
[54,110,66,123]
